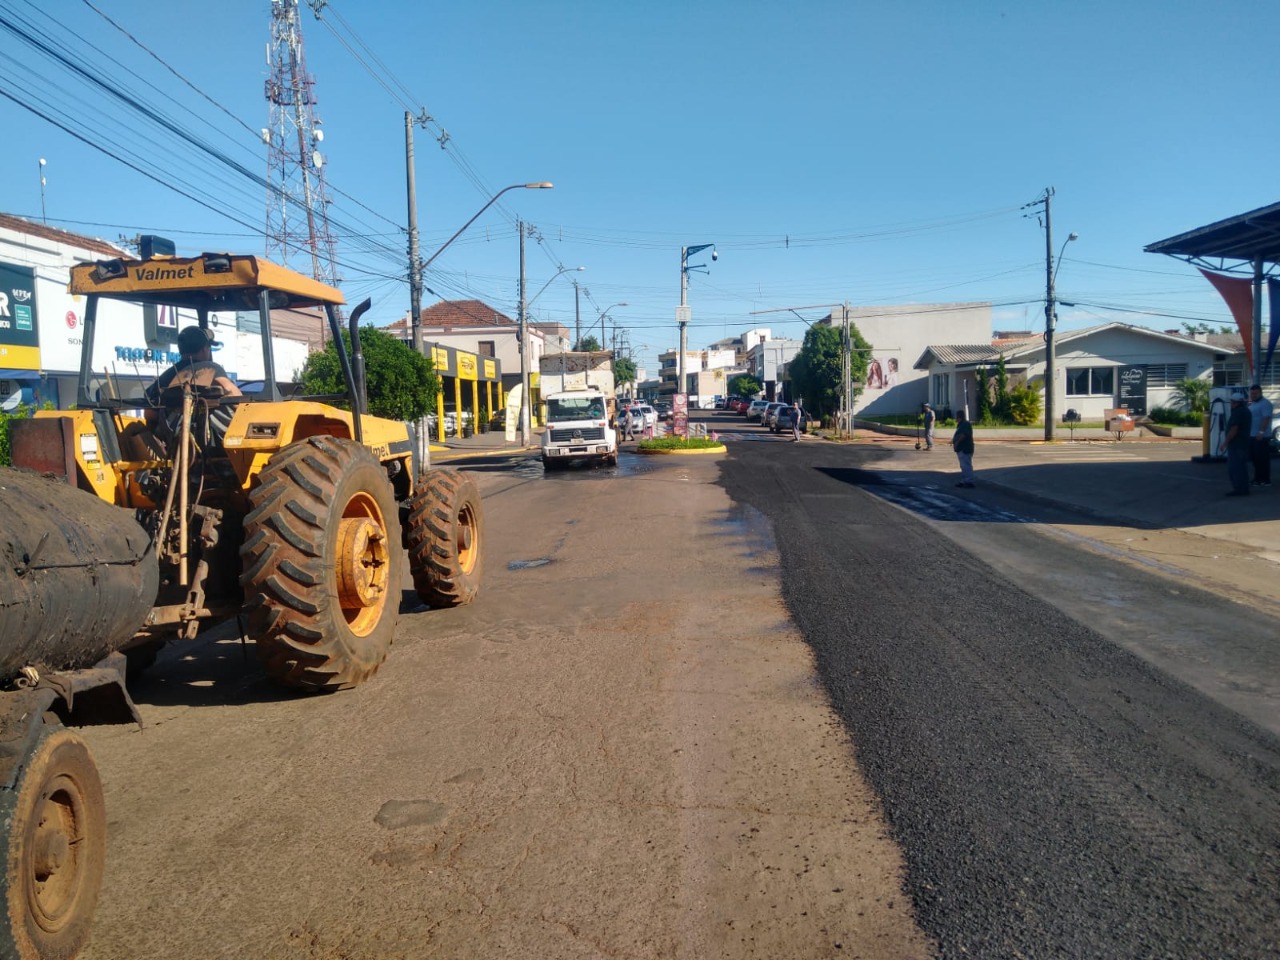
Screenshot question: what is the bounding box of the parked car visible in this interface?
[653,401,673,422]
[763,402,787,429]
[625,404,657,431]
[714,396,726,410]
[774,406,807,433]
[732,397,750,413]
[745,399,771,421]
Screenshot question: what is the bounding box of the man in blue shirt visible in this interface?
[1248,384,1273,487]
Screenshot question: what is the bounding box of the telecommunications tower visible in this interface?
[263,0,340,285]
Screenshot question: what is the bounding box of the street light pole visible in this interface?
[678,243,716,397]
[597,302,628,347]
[1040,184,1077,442]
[518,220,531,447]
[38,158,47,224]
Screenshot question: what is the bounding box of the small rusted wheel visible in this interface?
[0,727,106,960]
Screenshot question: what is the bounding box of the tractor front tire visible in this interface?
[0,727,105,960]
[406,468,483,608]
[241,436,403,691]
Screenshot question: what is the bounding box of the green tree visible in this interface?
[1171,378,1210,414]
[575,335,602,352]
[789,323,869,418]
[974,366,993,423]
[729,374,761,398]
[614,356,637,387]
[299,326,439,421]
[993,356,1012,421]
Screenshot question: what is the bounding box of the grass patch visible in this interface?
[637,436,723,451]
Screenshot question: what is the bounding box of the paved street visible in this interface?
[72,414,1280,959]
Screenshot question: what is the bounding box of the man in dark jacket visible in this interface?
[1219,389,1252,496]
[952,408,975,488]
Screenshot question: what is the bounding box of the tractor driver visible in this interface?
[145,325,242,444]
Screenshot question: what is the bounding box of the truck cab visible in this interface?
[541,389,618,469]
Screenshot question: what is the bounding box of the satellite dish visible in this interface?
[313,129,324,142]
[312,150,324,169]
[261,128,271,144]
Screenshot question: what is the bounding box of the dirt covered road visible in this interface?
[79,452,932,959]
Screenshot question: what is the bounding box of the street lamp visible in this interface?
[679,243,716,396]
[596,302,628,349]
[410,181,553,352]
[1044,229,1078,441]
[529,266,585,309]
[38,158,47,224]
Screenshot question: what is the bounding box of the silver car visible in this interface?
[763,402,787,429]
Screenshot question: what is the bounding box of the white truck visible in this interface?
[539,352,619,469]
[541,389,617,469]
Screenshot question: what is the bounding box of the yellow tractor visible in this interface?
[1,251,482,958]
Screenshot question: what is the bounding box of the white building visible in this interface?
[914,322,1236,420]
[747,338,802,400]
[0,213,317,410]
[821,302,992,416]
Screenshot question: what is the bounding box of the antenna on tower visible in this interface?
[263,0,340,288]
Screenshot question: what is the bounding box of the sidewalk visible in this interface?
[846,431,1280,613]
[427,426,536,460]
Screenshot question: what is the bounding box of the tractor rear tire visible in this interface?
[0,727,105,960]
[240,436,403,691]
[405,468,483,608]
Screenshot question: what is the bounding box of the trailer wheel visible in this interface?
[405,468,483,607]
[0,728,105,960]
[240,436,403,691]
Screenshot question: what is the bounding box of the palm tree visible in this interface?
[1171,378,1210,414]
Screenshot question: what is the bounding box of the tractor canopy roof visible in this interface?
[69,252,345,311]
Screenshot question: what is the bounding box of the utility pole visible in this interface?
[841,302,852,440]
[405,111,424,354]
[518,219,531,447]
[573,279,582,350]
[679,243,716,399]
[1042,187,1056,442]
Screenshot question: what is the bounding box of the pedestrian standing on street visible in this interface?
[791,400,803,442]
[1219,389,1252,496]
[952,408,975,488]
[922,402,936,451]
[620,407,634,442]
[1248,383,1273,487]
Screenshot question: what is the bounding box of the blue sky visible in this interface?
[1,0,1275,375]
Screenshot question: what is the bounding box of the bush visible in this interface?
[637,436,723,451]
[0,406,29,467]
[1008,383,1042,425]
[1148,406,1203,426]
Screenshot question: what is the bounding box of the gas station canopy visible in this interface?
[1145,200,1280,266]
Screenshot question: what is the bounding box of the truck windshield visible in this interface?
[547,397,605,422]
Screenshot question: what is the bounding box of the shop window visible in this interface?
[1065,367,1115,396]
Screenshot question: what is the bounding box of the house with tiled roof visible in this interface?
[913,321,1241,420]
[386,299,571,394]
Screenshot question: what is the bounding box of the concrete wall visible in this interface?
[844,303,992,417]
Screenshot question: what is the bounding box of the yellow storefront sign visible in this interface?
[457,353,478,380]
[0,344,41,368]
